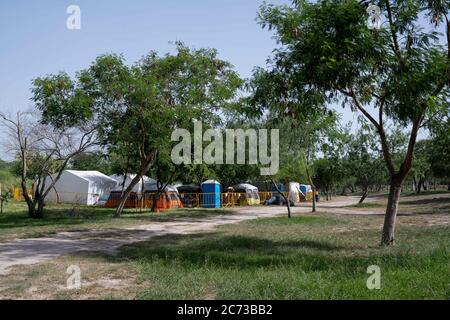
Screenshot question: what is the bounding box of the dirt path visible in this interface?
[0,196,361,274]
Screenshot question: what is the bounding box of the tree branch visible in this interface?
[385,0,406,71]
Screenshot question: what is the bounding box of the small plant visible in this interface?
[0,191,12,214]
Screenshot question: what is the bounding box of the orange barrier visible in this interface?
[104,191,182,211]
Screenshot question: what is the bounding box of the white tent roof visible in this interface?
[67,170,117,184]
[110,174,156,183]
[234,183,258,191]
[144,182,178,193]
[202,180,220,185]
[109,174,156,192]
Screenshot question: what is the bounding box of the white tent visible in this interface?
[144,182,179,193]
[109,174,156,193]
[44,170,117,205]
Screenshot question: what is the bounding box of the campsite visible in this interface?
[0,0,449,302]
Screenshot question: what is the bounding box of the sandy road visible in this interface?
[0,196,361,275]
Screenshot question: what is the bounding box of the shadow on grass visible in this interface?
[346,202,385,209]
[401,197,450,206]
[402,190,450,197]
[113,231,449,274]
[115,233,351,271]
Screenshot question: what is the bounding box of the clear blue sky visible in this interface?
[1,0,297,111]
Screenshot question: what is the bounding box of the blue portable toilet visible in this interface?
[299,184,311,195]
[201,180,221,208]
[271,183,285,196]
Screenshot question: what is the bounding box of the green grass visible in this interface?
[119,214,450,299]
[0,160,19,189]
[250,215,340,226]
[348,189,449,199]
[402,189,450,197]
[0,200,231,242]
[346,202,385,208]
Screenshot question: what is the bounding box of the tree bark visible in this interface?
[35,198,45,218]
[306,167,316,213]
[359,187,368,204]
[115,156,154,217]
[271,180,290,218]
[417,178,422,194]
[378,116,421,246]
[381,178,403,246]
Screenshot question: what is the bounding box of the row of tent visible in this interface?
[42,170,313,210]
[42,170,182,209]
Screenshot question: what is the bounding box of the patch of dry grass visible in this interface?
[0,251,145,300]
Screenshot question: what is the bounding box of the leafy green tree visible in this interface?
[70,152,112,174]
[346,124,388,203]
[247,61,340,213]
[410,140,432,193]
[180,164,217,186]
[0,191,11,214]
[36,43,242,216]
[427,110,450,188]
[313,157,345,200]
[258,0,450,245]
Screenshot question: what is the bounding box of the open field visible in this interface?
[0,192,448,299]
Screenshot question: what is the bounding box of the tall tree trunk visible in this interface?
[271,180,290,218]
[359,186,368,204]
[311,184,316,212]
[35,198,45,218]
[115,176,139,217]
[115,157,153,217]
[20,159,37,218]
[381,177,403,246]
[140,176,144,212]
[417,178,423,194]
[306,167,316,213]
